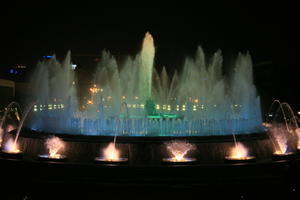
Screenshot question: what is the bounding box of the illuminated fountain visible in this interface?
[95,140,128,164]
[162,140,196,163]
[264,100,297,161]
[1,103,34,158]
[27,32,263,137]
[225,142,255,163]
[224,107,256,163]
[0,102,20,147]
[2,138,21,154]
[38,136,66,161]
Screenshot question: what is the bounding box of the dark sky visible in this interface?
[1,4,281,67]
[0,4,297,108]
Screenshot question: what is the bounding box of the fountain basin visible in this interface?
[38,154,67,162]
[162,157,196,165]
[272,152,295,161]
[296,149,300,158]
[0,149,23,159]
[224,156,256,164]
[94,157,128,164]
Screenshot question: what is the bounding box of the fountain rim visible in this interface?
[94,157,128,163]
[162,157,197,163]
[9,128,268,144]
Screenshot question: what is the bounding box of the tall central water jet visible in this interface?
[139,32,155,101]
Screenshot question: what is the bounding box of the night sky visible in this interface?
[0,4,297,109]
[1,5,277,66]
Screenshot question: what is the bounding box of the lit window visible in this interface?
[167,105,171,111]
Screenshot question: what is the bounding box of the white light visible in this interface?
[167,105,171,111]
[71,64,77,70]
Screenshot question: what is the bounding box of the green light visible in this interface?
[119,113,180,119]
[147,115,161,119]
[162,114,178,119]
[147,114,179,119]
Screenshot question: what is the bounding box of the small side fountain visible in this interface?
[0,102,21,148]
[0,138,22,159]
[162,140,196,164]
[38,136,67,161]
[1,103,34,159]
[95,140,128,164]
[264,100,296,161]
[225,142,255,164]
[224,106,256,163]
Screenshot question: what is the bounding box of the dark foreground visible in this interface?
[1,157,300,200]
